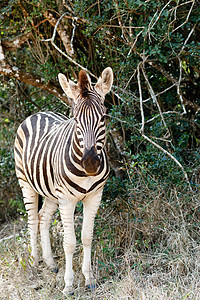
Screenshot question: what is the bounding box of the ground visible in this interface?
[0,203,199,300]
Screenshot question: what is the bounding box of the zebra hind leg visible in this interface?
[39,197,58,272]
[20,181,40,266]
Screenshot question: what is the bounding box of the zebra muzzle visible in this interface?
[81,146,100,175]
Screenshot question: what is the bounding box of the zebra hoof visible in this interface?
[51,267,59,273]
[63,287,74,296]
[86,283,97,292]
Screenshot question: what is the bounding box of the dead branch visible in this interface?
[42,10,74,57]
[0,234,19,244]
[127,61,192,190]
[42,12,97,79]
[147,61,200,113]
[179,24,196,55]
[177,56,186,114]
[141,64,170,136]
[137,63,145,134]
[144,111,181,124]
[143,84,176,103]
[147,0,172,41]
[113,0,129,43]
[171,0,195,33]
[141,134,192,191]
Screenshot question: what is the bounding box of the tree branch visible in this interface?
[41,12,98,79]
[137,63,145,134]
[141,64,170,137]
[1,32,33,51]
[0,41,71,106]
[148,61,200,113]
[141,133,192,191]
[42,10,74,57]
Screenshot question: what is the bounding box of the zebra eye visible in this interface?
[101,115,105,122]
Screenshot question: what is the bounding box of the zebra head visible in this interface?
[58,67,113,175]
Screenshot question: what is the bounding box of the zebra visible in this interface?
[14,67,113,294]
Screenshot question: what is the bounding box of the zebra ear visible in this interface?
[58,73,80,102]
[95,67,113,98]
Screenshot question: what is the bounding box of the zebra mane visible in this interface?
[78,70,92,97]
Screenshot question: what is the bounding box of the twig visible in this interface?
[127,30,143,57]
[42,12,97,79]
[137,63,145,134]
[141,134,192,191]
[105,114,127,124]
[53,42,97,78]
[144,111,181,124]
[0,234,19,244]
[171,0,195,33]
[42,12,67,42]
[114,0,129,42]
[147,61,200,113]
[168,0,194,13]
[179,24,196,55]
[111,87,125,102]
[101,25,145,29]
[148,0,172,40]
[177,56,186,114]
[125,69,137,89]
[141,65,170,136]
[175,23,196,114]
[143,84,176,102]
[70,17,78,55]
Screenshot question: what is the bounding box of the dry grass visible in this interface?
[0,187,199,299]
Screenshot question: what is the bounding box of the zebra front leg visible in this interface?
[81,189,103,290]
[59,198,77,295]
[19,180,39,266]
[39,197,58,272]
